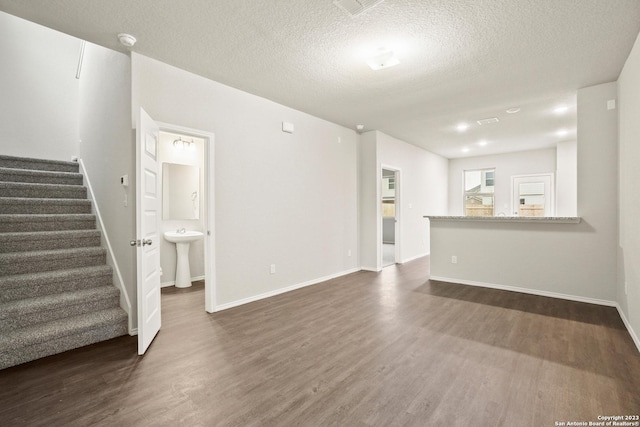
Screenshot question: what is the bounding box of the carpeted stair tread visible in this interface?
[0,213,95,232]
[0,286,121,332]
[0,265,113,302]
[0,247,106,275]
[0,181,87,199]
[0,229,101,253]
[0,197,92,214]
[0,155,79,173]
[0,308,128,369]
[0,167,83,185]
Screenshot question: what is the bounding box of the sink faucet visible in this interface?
[177,228,186,234]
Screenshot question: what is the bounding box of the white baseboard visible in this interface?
[616,304,640,354]
[400,252,429,264]
[79,159,134,335]
[215,268,361,312]
[129,328,137,336]
[360,266,382,272]
[161,275,206,288]
[429,275,617,307]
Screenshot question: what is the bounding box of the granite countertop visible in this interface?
[424,215,581,224]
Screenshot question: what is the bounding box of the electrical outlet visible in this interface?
[123,194,128,207]
[451,256,457,264]
[270,264,276,274]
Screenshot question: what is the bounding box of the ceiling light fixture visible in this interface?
[556,129,569,137]
[477,139,488,146]
[506,107,521,114]
[366,48,399,70]
[461,147,470,153]
[118,33,137,48]
[173,137,194,150]
[553,105,569,114]
[456,123,469,132]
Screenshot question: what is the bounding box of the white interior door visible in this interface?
[512,174,554,217]
[135,108,161,355]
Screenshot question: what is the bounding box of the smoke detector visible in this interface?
[333,0,384,17]
[118,33,137,48]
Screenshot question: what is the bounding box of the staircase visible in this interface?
[0,155,128,370]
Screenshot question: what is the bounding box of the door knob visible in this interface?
[130,240,139,247]
[142,239,153,246]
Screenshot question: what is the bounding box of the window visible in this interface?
[464,168,495,216]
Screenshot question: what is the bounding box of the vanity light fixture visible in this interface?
[173,137,195,150]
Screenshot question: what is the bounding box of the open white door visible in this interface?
[134,108,161,355]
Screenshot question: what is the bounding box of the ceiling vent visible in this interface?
[477,117,500,125]
[333,0,384,17]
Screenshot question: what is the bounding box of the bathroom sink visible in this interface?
[164,231,204,288]
[163,230,203,243]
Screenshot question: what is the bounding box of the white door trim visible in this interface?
[156,121,217,313]
[380,164,401,269]
[511,173,555,217]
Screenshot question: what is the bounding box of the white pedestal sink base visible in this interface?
[174,242,193,288]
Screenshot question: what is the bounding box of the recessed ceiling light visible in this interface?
[461,147,470,153]
[554,105,569,114]
[556,129,569,137]
[506,107,521,114]
[477,139,488,146]
[118,33,137,47]
[456,123,469,132]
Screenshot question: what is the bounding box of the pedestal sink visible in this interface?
[164,231,203,288]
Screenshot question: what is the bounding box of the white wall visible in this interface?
[431,82,619,303]
[132,53,359,307]
[556,140,578,216]
[77,42,135,322]
[448,148,557,216]
[618,31,640,345]
[0,12,80,161]
[377,131,448,262]
[358,131,379,271]
[358,131,448,270]
[158,133,205,286]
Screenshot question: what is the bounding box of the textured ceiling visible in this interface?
[1,0,639,158]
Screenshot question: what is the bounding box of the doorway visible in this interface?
[381,167,400,267]
[511,173,555,217]
[157,122,215,314]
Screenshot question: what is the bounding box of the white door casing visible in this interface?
[135,108,162,355]
[511,173,555,217]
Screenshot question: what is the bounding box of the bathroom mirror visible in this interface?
[162,163,200,220]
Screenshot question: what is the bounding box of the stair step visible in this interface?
[0,155,79,173]
[0,247,106,275]
[0,229,101,253]
[0,182,87,199]
[0,197,92,214]
[0,167,83,185]
[0,307,128,370]
[0,213,95,232]
[0,286,121,332]
[0,265,113,303]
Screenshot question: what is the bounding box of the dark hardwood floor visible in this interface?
[1,258,639,426]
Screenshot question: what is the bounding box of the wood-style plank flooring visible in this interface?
[1,258,639,426]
